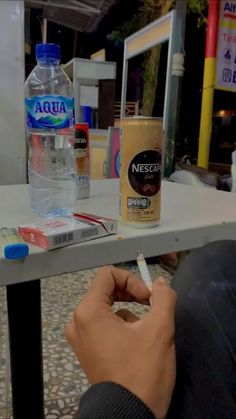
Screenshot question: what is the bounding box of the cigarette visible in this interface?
[137,252,152,302]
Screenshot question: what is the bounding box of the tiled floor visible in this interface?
[0,262,171,419]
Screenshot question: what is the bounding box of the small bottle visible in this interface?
[74,123,90,199]
[25,43,77,217]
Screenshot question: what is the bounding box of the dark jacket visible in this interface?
[75,382,155,419]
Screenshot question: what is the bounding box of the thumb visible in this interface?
[149,276,176,319]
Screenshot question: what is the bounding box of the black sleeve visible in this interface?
[74,381,156,419]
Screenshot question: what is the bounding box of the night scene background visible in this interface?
[25,0,236,167]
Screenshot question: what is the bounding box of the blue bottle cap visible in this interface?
[36,43,61,61]
[4,243,29,260]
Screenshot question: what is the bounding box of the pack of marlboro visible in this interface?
[18,213,117,250]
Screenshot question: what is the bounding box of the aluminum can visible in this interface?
[120,117,162,227]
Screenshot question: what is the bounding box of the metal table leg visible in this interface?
[6,279,44,419]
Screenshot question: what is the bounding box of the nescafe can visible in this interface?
[74,123,90,199]
[120,117,162,227]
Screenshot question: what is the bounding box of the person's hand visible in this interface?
[66,266,176,419]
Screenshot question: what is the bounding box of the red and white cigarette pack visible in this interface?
[18,212,117,250]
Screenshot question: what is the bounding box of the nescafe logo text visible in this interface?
[132,163,161,173]
[74,137,87,150]
[128,150,161,196]
[75,128,88,150]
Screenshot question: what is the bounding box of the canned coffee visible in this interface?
[120,117,163,227]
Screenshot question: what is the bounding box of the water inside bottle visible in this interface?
[28,133,76,217]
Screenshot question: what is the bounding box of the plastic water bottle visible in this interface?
[25,43,77,217]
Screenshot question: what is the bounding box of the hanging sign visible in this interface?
[216,0,236,92]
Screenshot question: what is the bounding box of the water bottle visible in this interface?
[25,43,77,217]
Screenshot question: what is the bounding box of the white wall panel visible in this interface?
[0,1,26,185]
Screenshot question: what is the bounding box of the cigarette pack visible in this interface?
[18,212,117,250]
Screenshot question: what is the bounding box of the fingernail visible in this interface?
[157,276,169,285]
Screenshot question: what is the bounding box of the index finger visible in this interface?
[143,278,176,338]
[149,278,176,318]
[84,266,151,308]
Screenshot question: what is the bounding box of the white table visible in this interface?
[1,179,236,286]
[1,179,236,419]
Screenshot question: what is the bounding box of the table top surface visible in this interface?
[1,179,236,286]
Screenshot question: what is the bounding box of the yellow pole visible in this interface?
[197,58,216,168]
[197,0,219,169]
